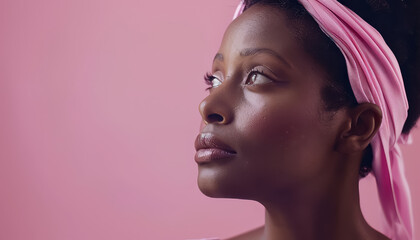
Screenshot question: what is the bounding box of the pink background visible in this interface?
[0,0,418,239]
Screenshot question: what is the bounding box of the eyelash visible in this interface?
[203,68,269,91]
[204,72,215,91]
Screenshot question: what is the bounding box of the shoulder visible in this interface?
[187,238,220,240]
[224,226,264,240]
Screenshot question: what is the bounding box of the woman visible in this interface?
[194,0,419,239]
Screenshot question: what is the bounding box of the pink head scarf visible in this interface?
[234,0,413,239]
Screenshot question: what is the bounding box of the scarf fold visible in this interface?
[234,1,413,239]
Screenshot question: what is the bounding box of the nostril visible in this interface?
[207,113,224,123]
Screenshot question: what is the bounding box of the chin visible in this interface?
[196,166,254,199]
[198,182,223,198]
[197,169,226,198]
[197,168,235,198]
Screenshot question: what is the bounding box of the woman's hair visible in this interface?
[242,0,420,177]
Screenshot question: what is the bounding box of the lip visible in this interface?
[194,133,237,164]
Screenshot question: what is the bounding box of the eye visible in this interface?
[204,72,222,90]
[245,70,272,85]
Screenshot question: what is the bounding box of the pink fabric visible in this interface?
[233,0,414,239]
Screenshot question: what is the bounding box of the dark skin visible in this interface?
[197,4,388,240]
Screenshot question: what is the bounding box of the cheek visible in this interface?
[234,91,332,185]
[236,91,322,149]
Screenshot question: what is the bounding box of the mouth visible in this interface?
[194,132,237,164]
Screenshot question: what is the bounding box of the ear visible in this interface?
[336,103,382,154]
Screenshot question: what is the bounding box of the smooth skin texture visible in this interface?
[197,3,387,240]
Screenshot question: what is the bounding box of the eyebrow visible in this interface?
[240,48,290,67]
[213,48,290,67]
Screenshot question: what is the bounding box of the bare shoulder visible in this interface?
[221,225,390,240]
[224,226,264,240]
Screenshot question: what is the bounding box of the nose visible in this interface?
[199,89,233,125]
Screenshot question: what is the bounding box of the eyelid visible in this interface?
[249,65,277,77]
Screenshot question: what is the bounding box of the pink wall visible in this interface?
[0,0,418,239]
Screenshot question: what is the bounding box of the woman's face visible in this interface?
[195,4,346,202]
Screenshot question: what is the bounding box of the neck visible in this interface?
[259,171,386,240]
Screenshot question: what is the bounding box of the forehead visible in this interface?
[219,4,304,61]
